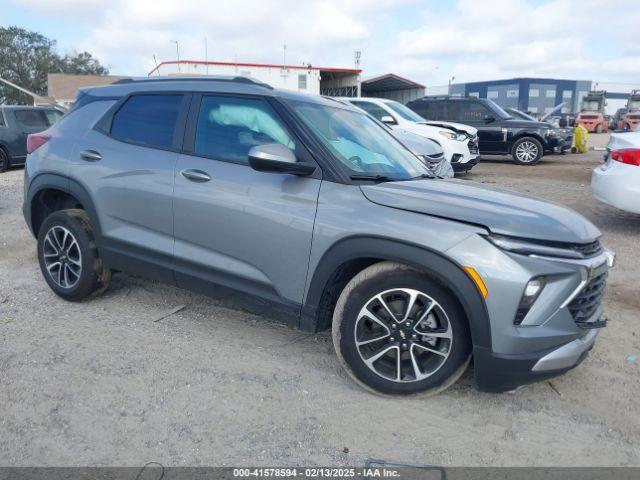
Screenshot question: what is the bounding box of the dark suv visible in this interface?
[23,77,613,396]
[0,106,63,172]
[406,96,570,165]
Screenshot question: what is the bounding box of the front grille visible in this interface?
[426,152,444,160]
[572,240,603,258]
[467,136,479,154]
[568,272,607,326]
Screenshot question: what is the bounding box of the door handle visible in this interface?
[80,150,102,161]
[181,169,211,182]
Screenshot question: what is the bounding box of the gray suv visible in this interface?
[23,77,614,395]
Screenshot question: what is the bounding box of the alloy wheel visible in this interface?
[515,141,539,163]
[354,288,452,383]
[42,226,82,289]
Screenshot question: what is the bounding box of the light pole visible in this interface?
[448,76,455,95]
[171,40,180,73]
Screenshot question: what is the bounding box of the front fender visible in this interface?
[302,236,491,349]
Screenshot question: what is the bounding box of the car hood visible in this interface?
[391,129,444,157]
[360,179,601,244]
[501,118,550,129]
[420,121,477,136]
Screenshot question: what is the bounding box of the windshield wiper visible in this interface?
[349,173,396,182]
[408,173,435,180]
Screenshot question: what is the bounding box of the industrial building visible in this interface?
[427,77,640,115]
[148,60,362,97]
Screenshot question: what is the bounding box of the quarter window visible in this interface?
[0,110,5,127]
[110,94,183,149]
[194,96,295,164]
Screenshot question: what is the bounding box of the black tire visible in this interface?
[511,137,543,165]
[332,262,471,396]
[0,148,9,173]
[37,209,111,301]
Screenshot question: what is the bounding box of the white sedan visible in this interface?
[592,131,640,214]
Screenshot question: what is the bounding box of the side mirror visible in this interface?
[248,143,316,176]
[380,115,397,125]
[484,115,495,123]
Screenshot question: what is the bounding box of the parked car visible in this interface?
[333,98,453,178]
[336,97,480,173]
[23,76,614,395]
[0,105,64,172]
[592,131,640,214]
[407,96,570,165]
[611,108,628,131]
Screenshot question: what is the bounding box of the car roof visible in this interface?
[81,76,351,109]
[0,105,62,111]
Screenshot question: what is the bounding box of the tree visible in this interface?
[0,26,108,105]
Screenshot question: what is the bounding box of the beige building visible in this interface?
[46,73,126,107]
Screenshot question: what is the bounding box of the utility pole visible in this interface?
[171,40,180,72]
[283,44,287,68]
[204,36,209,75]
[448,76,455,95]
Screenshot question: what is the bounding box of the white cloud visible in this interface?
[388,0,640,86]
[9,0,640,85]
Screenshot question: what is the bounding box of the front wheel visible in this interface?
[511,137,543,165]
[332,262,471,396]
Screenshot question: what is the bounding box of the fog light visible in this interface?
[514,276,546,325]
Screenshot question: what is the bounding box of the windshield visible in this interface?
[291,100,430,180]
[385,101,426,122]
[628,100,640,111]
[485,99,512,119]
[582,100,600,111]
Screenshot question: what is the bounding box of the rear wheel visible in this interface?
[511,137,543,165]
[0,148,8,172]
[37,209,111,301]
[596,124,603,134]
[332,262,471,396]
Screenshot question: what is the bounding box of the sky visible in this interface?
[2,0,639,86]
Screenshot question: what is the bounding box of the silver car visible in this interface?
[23,76,613,395]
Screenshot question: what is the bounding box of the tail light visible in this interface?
[26,133,51,154]
[611,148,640,166]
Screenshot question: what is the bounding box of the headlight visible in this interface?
[545,128,558,137]
[483,234,585,259]
[438,130,465,141]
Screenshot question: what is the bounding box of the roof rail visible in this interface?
[113,75,273,90]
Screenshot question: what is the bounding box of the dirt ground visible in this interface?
[1,134,639,467]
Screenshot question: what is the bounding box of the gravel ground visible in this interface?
[1,134,639,467]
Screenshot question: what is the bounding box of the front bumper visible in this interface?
[473,330,597,392]
[447,235,614,392]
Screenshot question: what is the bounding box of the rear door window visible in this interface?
[110,94,184,149]
[194,95,295,164]
[456,101,491,123]
[14,109,50,128]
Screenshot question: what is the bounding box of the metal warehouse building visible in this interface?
[428,77,640,115]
